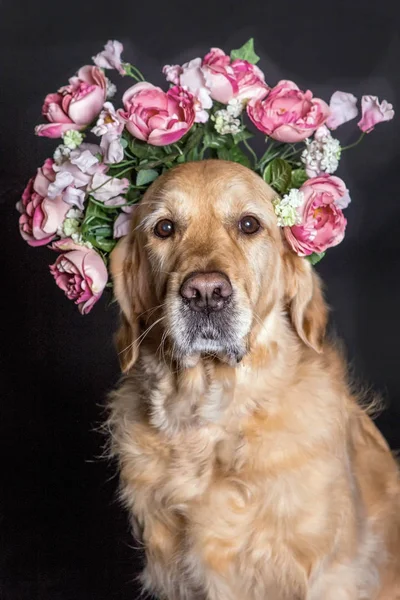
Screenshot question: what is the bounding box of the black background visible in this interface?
[1,1,400,598]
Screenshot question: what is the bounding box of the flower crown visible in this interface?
[17,38,394,314]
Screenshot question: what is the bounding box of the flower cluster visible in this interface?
[17,38,395,312]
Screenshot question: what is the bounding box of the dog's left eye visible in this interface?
[154,219,175,239]
[239,215,261,235]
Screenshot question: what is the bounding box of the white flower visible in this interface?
[226,98,244,118]
[92,102,122,136]
[106,78,117,99]
[62,130,84,150]
[53,145,71,165]
[71,233,93,248]
[70,149,99,173]
[57,208,84,239]
[301,125,341,178]
[212,108,241,135]
[273,189,304,227]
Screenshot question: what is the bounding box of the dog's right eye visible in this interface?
[154,219,175,239]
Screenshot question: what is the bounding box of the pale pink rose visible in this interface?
[17,159,69,246]
[247,80,330,143]
[92,40,125,75]
[113,205,135,238]
[162,64,183,85]
[118,82,195,145]
[284,175,348,256]
[326,91,358,130]
[50,238,108,314]
[92,102,124,136]
[35,66,107,138]
[89,173,129,202]
[357,95,395,133]
[231,60,269,103]
[201,48,238,103]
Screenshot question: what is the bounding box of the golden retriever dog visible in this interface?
[108,160,400,599]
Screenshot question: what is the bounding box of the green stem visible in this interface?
[123,63,145,82]
[341,132,366,151]
[242,139,258,167]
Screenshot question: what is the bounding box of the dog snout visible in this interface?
[180,272,233,313]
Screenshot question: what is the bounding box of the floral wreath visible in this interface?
[17,39,394,314]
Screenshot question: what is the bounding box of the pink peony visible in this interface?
[118,82,195,146]
[17,159,69,246]
[357,95,394,133]
[92,40,125,75]
[284,175,348,256]
[35,66,107,138]
[326,91,358,130]
[231,59,268,103]
[201,48,238,103]
[247,80,330,143]
[164,58,212,123]
[50,238,108,314]
[201,48,268,104]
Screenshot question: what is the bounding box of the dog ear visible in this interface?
[110,234,152,373]
[283,251,328,353]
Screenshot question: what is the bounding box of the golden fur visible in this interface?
[107,160,400,599]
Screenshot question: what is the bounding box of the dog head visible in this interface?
[111,160,327,372]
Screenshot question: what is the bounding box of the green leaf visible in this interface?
[86,235,117,253]
[230,38,260,64]
[306,252,326,266]
[136,168,159,186]
[291,168,308,189]
[184,126,204,153]
[203,131,231,150]
[120,138,128,149]
[217,146,250,168]
[232,129,254,144]
[263,158,292,194]
[129,139,150,159]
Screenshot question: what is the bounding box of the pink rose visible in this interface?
[50,238,108,314]
[35,66,107,138]
[357,95,395,133]
[247,80,330,143]
[118,82,195,146]
[163,58,213,123]
[326,91,358,130]
[92,40,125,75]
[201,48,268,104]
[284,175,348,256]
[17,159,69,246]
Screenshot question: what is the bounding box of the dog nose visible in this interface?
[180,272,233,312]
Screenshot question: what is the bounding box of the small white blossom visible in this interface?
[62,130,84,150]
[71,233,93,248]
[57,209,84,239]
[53,145,71,165]
[106,78,117,99]
[212,109,241,135]
[301,126,341,177]
[273,189,304,227]
[226,98,244,118]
